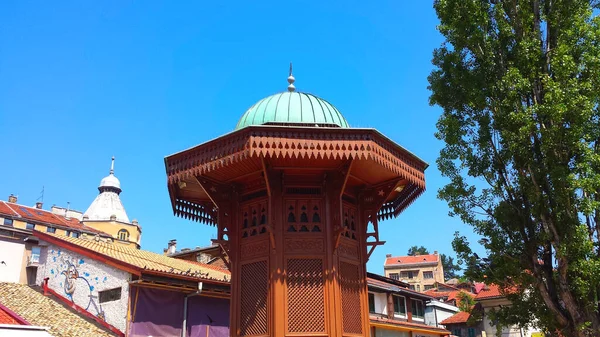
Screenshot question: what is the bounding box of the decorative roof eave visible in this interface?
[165,126,427,221]
[165,126,427,185]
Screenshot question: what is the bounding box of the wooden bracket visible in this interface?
[210,239,232,270]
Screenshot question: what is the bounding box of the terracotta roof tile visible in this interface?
[384,254,439,266]
[440,311,471,325]
[0,201,108,235]
[37,231,231,282]
[0,305,22,325]
[0,283,116,337]
[475,284,507,299]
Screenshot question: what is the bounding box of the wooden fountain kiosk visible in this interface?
[164,69,427,337]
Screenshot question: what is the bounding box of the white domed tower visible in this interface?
[83,157,141,248]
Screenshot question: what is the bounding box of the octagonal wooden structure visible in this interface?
[165,125,427,337]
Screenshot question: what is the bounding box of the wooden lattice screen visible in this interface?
[339,261,363,335]
[240,260,268,336]
[286,258,326,333]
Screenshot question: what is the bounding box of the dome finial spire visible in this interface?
[110,156,115,175]
[287,62,295,92]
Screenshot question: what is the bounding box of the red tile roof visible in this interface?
[0,303,28,325]
[0,201,108,236]
[440,311,470,325]
[475,284,504,299]
[384,254,439,266]
[475,283,519,300]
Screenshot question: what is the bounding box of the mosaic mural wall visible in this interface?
[36,243,130,332]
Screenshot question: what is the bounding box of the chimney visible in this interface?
[167,239,177,255]
[386,254,392,258]
[110,215,117,221]
[8,194,17,203]
[414,252,420,256]
[434,251,438,255]
[35,202,43,209]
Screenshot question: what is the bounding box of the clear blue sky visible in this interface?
[0,1,484,274]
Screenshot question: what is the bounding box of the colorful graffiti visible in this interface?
[49,249,106,321]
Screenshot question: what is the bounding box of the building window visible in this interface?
[389,273,399,280]
[30,246,41,263]
[26,223,35,230]
[411,299,424,319]
[368,293,375,313]
[71,232,80,238]
[65,230,71,237]
[424,285,435,291]
[99,287,122,303]
[393,295,406,315]
[409,284,416,291]
[47,227,56,233]
[401,271,416,279]
[117,229,130,241]
[423,271,434,279]
[468,328,475,337]
[3,218,13,227]
[453,328,462,337]
[416,284,421,292]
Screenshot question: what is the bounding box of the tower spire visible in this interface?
[287,63,295,92]
[110,156,115,175]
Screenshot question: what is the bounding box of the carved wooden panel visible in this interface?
[338,240,359,261]
[240,240,269,261]
[240,200,269,239]
[240,260,268,336]
[285,199,323,233]
[342,203,358,240]
[286,259,326,333]
[339,261,363,335]
[284,238,324,254]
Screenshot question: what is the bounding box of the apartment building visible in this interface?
[383,252,445,292]
[367,273,452,336]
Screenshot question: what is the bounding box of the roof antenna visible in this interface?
[65,201,71,220]
[36,186,45,203]
[287,63,295,92]
[110,156,115,175]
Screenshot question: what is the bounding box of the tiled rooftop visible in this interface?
[384,254,439,266]
[0,283,116,337]
[475,284,507,299]
[37,231,231,282]
[440,311,471,325]
[0,201,108,235]
[0,305,23,325]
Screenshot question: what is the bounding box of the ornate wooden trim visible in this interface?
[165,127,426,188]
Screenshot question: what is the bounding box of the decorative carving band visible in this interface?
[285,238,324,254]
[241,240,269,260]
[338,241,359,260]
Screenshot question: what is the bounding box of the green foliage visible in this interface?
[441,253,462,280]
[456,290,476,312]
[429,0,600,335]
[407,245,430,256]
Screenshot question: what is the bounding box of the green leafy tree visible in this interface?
[429,0,600,335]
[456,290,476,313]
[407,245,429,256]
[440,253,462,280]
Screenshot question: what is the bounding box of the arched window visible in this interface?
[117,229,130,241]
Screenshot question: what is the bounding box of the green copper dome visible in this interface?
[235,92,350,130]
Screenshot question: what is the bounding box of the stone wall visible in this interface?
[36,243,130,332]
